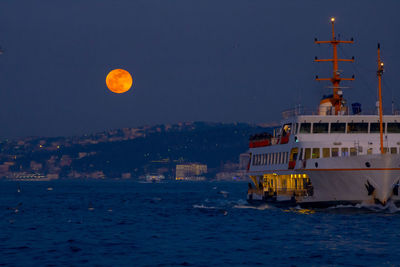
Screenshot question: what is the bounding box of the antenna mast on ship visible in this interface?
[377,43,385,154]
[314,18,355,115]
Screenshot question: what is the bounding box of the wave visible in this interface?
[327,200,400,213]
[192,204,218,210]
[233,204,272,210]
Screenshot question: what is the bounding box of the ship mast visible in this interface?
[377,43,384,154]
[314,18,355,115]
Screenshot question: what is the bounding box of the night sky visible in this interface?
[0,1,399,138]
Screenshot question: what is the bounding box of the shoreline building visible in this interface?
[176,163,207,181]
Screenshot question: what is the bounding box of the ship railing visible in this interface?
[281,107,317,119]
[282,106,386,119]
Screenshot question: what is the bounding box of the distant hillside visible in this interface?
[0,122,274,179]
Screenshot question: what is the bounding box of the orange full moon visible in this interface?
[106,69,133,94]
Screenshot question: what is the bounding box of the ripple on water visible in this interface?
[1,180,400,266]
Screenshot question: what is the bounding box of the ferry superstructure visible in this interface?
[247,18,400,207]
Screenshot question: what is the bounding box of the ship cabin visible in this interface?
[249,114,400,173]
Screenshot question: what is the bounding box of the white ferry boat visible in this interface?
[247,18,400,208]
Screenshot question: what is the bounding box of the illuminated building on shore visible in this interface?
[175,163,207,181]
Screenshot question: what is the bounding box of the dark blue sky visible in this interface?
[0,1,399,137]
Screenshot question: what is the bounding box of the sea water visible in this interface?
[1,180,400,266]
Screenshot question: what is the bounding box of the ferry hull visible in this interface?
[302,169,400,205]
[248,154,400,208]
[302,154,400,205]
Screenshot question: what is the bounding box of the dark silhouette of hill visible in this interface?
[4,122,273,179]
[67,122,272,178]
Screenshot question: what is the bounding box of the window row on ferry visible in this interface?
[252,152,289,166]
[298,147,400,160]
[252,146,400,166]
[290,122,400,134]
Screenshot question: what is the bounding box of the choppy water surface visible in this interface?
[1,180,400,266]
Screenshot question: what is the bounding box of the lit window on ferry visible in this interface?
[391,147,397,154]
[332,148,339,157]
[370,122,386,133]
[387,123,400,133]
[350,147,357,156]
[342,147,349,157]
[304,148,311,160]
[367,148,373,154]
[330,123,346,133]
[290,148,298,162]
[299,123,311,133]
[383,147,389,154]
[312,148,320,159]
[347,123,368,133]
[313,123,329,133]
[322,148,330,158]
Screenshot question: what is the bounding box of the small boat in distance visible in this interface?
[246,18,400,208]
[145,174,165,183]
